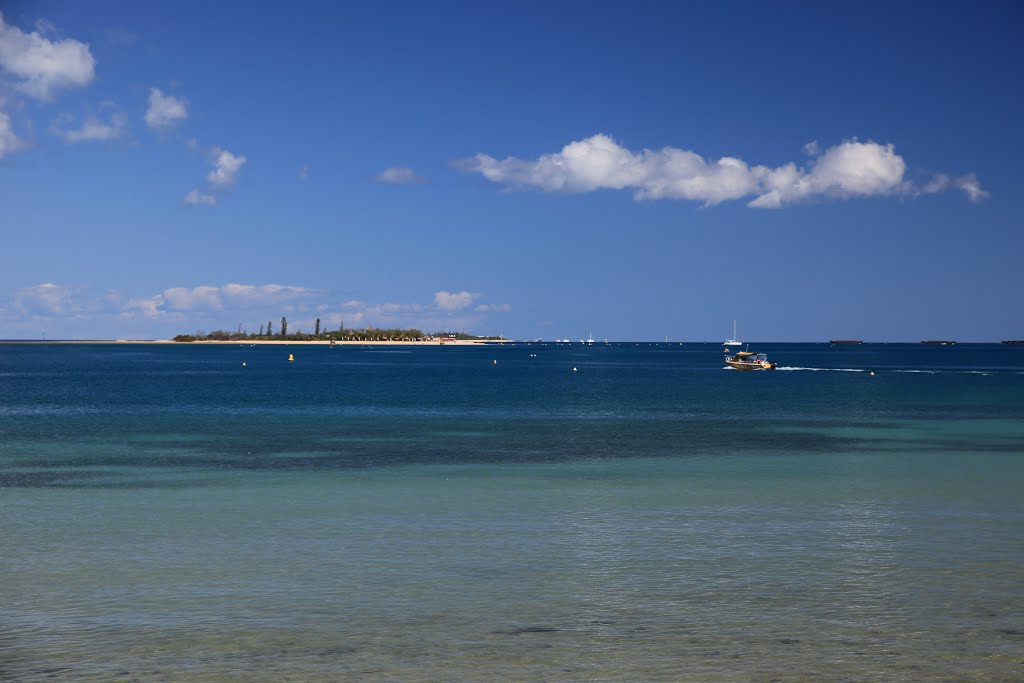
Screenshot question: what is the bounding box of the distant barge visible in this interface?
[921,340,957,345]
[1002,340,1024,345]
[829,340,863,344]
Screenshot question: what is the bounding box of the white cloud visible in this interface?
[206,147,246,188]
[122,296,164,318]
[182,146,247,206]
[52,111,126,143]
[920,172,990,203]
[0,12,96,100]
[144,88,187,130]
[13,283,73,316]
[0,111,24,158]
[5,283,510,338]
[803,140,820,156]
[299,163,310,181]
[373,166,428,184]
[124,283,316,318]
[434,290,477,310]
[954,174,989,203]
[183,188,216,206]
[458,134,987,208]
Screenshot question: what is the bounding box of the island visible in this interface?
[172,319,506,345]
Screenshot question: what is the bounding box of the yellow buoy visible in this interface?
[493,359,497,364]
[288,354,294,362]
[870,371,874,376]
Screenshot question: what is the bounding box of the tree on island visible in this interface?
[171,320,505,343]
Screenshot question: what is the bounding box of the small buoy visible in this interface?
[288,354,294,362]
[242,362,246,367]
[572,367,578,372]
[870,371,875,376]
[493,359,497,364]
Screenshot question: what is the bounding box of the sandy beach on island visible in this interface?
[1,339,505,346]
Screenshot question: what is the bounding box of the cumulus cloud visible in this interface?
[457,134,987,208]
[5,283,511,338]
[183,188,216,206]
[182,146,247,206]
[0,12,96,100]
[13,283,74,316]
[0,111,24,159]
[206,147,246,188]
[51,110,126,143]
[434,290,478,310]
[125,283,316,317]
[373,166,428,185]
[144,88,187,130]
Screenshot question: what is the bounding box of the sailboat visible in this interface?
[724,320,742,347]
[586,332,595,344]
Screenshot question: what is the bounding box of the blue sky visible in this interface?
[1,1,1021,341]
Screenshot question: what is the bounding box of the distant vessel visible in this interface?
[586,332,595,344]
[921,340,957,345]
[1001,340,1024,345]
[830,340,863,345]
[725,348,776,371]
[724,320,742,347]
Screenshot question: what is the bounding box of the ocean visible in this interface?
[2,342,1022,681]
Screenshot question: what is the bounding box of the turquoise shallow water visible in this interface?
[1,343,1023,681]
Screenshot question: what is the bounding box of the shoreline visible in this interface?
[0,339,501,346]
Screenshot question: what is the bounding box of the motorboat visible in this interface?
[725,349,776,370]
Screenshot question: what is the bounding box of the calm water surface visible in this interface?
[2,343,1023,681]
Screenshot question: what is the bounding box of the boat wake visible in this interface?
[775,366,865,372]
[775,367,1010,375]
[892,369,996,375]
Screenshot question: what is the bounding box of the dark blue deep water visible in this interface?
[2,342,1023,681]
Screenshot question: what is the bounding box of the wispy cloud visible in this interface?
[183,188,216,206]
[919,172,990,203]
[104,28,139,47]
[51,110,126,143]
[0,111,24,159]
[0,12,96,100]
[457,134,988,208]
[144,88,187,130]
[4,283,511,338]
[373,166,428,185]
[299,163,310,181]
